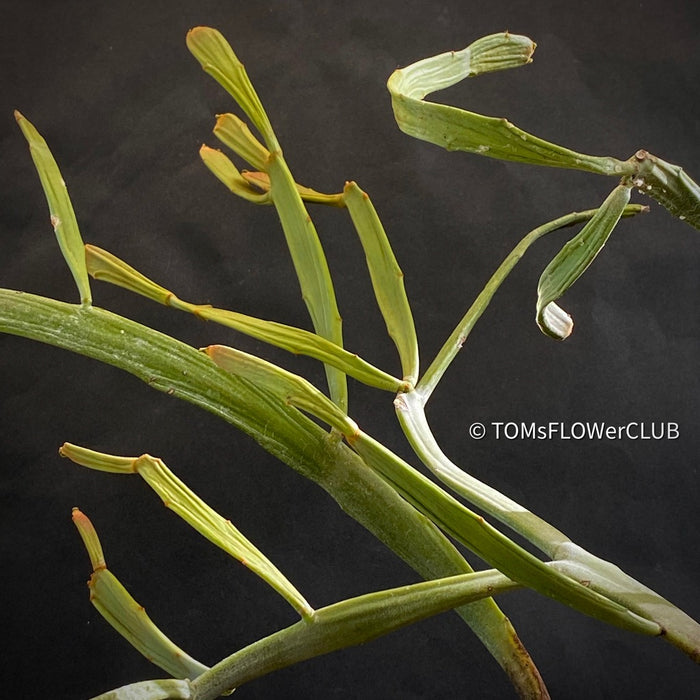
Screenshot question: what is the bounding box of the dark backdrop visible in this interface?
[1,1,699,698]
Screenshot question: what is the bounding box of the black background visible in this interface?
[1,1,699,698]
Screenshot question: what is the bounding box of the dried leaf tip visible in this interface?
[539,302,573,341]
[71,508,106,571]
[185,26,210,48]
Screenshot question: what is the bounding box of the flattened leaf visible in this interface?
[187,569,518,696]
[387,34,629,176]
[85,245,405,392]
[199,145,270,203]
[536,184,631,339]
[214,113,270,171]
[199,306,407,392]
[266,152,348,412]
[206,344,356,437]
[186,26,277,149]
[343,182,419,384]
[15,112,92,305]
[72,509,208,680]
[85,245,174,304]
[65,446,313,618]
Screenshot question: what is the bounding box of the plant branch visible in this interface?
[189,569,519,699]
[0,289,546,696]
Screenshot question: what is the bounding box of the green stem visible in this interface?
[0,289,546,697]
[91,678,194,700]
[351,431,661,638]
[396,389,569,556]
[393,391,700,660]
[189,570,518,699]
[631,149,700,230]
[417,205,647,399]
[391,203,700,658]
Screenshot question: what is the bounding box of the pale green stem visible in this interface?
[417,205,647,400]
[393,204,700,655]
[91,678,194,700]
[0,289,545,696]
[189,569,518,699]
[395,389,570,556]
[350,430,661,638]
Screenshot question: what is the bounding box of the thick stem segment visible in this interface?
[189,570,519,699]
[0,289,546,697]
[395,389,570,555]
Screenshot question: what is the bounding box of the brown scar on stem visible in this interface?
[345,428,361,445]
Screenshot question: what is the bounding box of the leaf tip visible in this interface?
[71,508,106,571]
[185,25,210,46]
[539,302,573,341]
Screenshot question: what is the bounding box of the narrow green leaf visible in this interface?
[71,509,209,681]
[306,570,517,648]
[15,111,92,305]
[189,28,347,411]
[198,306,407,392]
[214,113,270,171]
[199,145,269,203]
[343,182,419,384]
[85,245,174,305]
[387,34,631,176]
[88,569,209,682]
[65,445,313,619]
[266,152,348,412]
[537,185,631,339]
[85,244,406,392]
[206,344,356,437]
[186,27,278,150]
